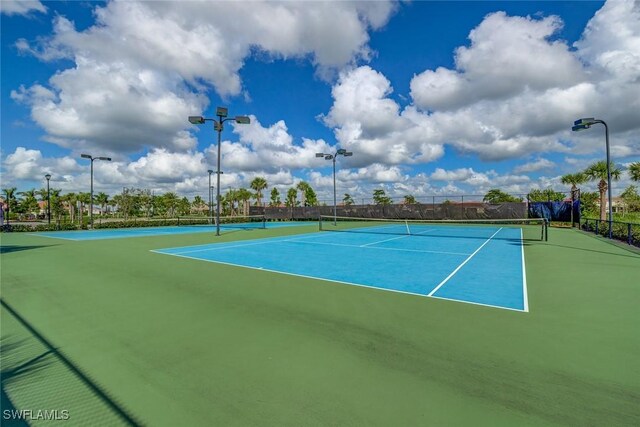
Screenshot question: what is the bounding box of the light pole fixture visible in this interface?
[207,169,214,223]
[316,148,353,225]
[44,173,52,225]
[572,117,613,239]
[80,153,112,229]
[189,107,251,236]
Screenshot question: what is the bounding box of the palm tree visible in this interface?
[250,177,268,207]
[77,192,91,225]
[49,189,64,223]
[95,192,109,217]
[561,172,586,225]
[629,162,640,182]
[36,187,49,207]
[236,188,253,216]
[561,173,586,195]
[343,193,354,206]
[224,189,239,216]
[192,195,206,215]
[18,189,39,217]
[583,161,622,220]
[62,192,77,223]
[2,187,17,224]
[108,198,119,218]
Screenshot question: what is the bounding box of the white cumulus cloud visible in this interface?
[1,0,46,16]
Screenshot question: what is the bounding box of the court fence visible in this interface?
[580,217,640,248]
[0,216,259,232]
[253,202,529,221]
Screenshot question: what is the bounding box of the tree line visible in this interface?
[482,161,640,220]
[2,161,639,223]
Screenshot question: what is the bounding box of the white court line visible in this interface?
[428,294,526,313]
[428,228,503,297]
[152,249,525,312]
[27,233,83,241]
[359,227,437,247]
[152,232,336,255]
[157,232,471,257]
[291,239,470,256]
[521,228,529,312]
[359,234,411,247]
[152,239,278,255]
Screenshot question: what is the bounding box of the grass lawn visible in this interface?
[1,225,639,426]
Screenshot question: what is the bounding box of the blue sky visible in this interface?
[1,0,639,203]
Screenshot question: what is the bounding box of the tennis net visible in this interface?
[318,215,548,241]
[179,215,266,230]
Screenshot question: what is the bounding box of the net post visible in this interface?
[544,219,548,241]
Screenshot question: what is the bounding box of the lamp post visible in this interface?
[572,117,613,238]
[44,173,51,224]
[207,169,214,223]
[316,148,353,225]
[80,154,112,229]
[189,107,251,236]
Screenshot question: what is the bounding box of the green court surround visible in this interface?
[1,225,639,426]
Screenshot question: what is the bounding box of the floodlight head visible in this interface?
[337,148,347,155]
[316,153,326,158]
[572,124,589,132]
[207,169,214,174]
[216,107,228,118]
[188,116,205,124]
[574,118,595,126]
[343,152,353,157]
[234,115,250,124]
[325,155,333,160]
[81,154,92,159]
[44,173,51,180]
[97,157,112,161]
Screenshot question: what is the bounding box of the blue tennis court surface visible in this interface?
[153,224,529,311]
[30,221,311,241]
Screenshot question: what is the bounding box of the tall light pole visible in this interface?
[207,169,214,223]
[189,107,251,236]
[316,148,353,225]
[572,117,613,239]
[81,154,112,229]
[44,173,51,224]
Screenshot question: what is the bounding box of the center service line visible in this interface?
[428,228,503,297]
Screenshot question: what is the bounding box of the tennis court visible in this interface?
[153,217,547,311]
[29,217,306,241]
[1,221,639,426]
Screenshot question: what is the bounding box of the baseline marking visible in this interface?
[428,228,503,296]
